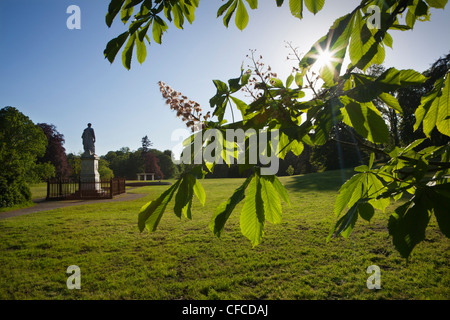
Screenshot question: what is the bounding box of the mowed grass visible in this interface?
[0,169,448,300]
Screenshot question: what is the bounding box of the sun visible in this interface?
[315,49,334,70]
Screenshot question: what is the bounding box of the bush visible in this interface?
[286,165,295,176]
[0,177,32,208]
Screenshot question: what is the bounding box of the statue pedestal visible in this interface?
[80,155,101,191]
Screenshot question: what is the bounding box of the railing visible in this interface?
[46,178,126,200]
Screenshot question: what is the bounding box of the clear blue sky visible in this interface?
[1,0,449,156]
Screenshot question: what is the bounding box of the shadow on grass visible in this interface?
[284,168,356,192]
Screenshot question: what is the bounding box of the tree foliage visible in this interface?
[105,0,450,259]
[37,123,71,179]
[0,107,48,207]
[102,146,178,179]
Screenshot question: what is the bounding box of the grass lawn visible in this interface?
[0,169,448,300]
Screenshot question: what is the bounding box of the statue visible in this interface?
[82,123,96,156]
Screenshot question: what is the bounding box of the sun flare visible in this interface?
[315,49,334,70]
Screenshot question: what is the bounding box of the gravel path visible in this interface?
[0,192,147,220]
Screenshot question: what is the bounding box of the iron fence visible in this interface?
[46,178,126,200]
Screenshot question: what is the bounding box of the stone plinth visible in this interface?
[80,155,101,191]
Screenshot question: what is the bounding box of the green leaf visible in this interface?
[429,185,450,237]
[400,138,427,155]
[217,0,235,17]
[367,173,389,212]
[228,76,242,92]
[240,173,265,246]
[369,152,375,169]
[152,20,162,45]
[276,0,284,7]
[304,0,325,14]
[341,99,389,143]
[138,20,151,42]
[230,96,249,114]
[245,0,258,9]
[379,93,403,113]
[128,16,148,34]
[334,173,366,216]
[349,10,385,71]
[383,32,393,48]
[364,104,389,143]
[210,175,253,237]
[104,31,129,64]
[436,74,450,136]
[295,72,304,87]
[106,0,126,27]
[213,79,229,94]
[125,0,144,9]
[174,175,194,219]
[121,0,134,24]
[172,3,185,29]
[388,193,432,259]
[270,77,284,88]
[425,0,448,9]
[378,68,429,87]
[260,175,282,224]
[152,16,168,44]
[241,69,252,85]
[415,74,450,137]
[181,1,196,24]
[271,175,291,205]
[358,202,375,222]
[354,165,369,172]
[289,0,303,19]
[235,0,250,31]
[328,202,359,242]
[135,32,147,64]
[286,74,294,88]
[346,68,428,103]
[223,0,238,27]
[138,180,180,232]
[122,32,136,70]
[193,178,206,206]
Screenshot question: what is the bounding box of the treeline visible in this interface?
[101,146,179,180]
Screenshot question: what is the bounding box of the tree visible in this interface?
[141,135,153,153]
[285,165,295,176]
[155,149,179,179]
[310,124,370,172]
[37,123,71,178]
[397,53,450,147]
[67,153,81,179]
[0,107,47,207]
[98,158,115,180]
[102,148,139,179]
[105,0,450,259]
[144,152,164,180]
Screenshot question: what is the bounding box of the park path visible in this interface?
[0,192,147,220]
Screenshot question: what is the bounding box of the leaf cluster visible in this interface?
[105,0,450,258]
